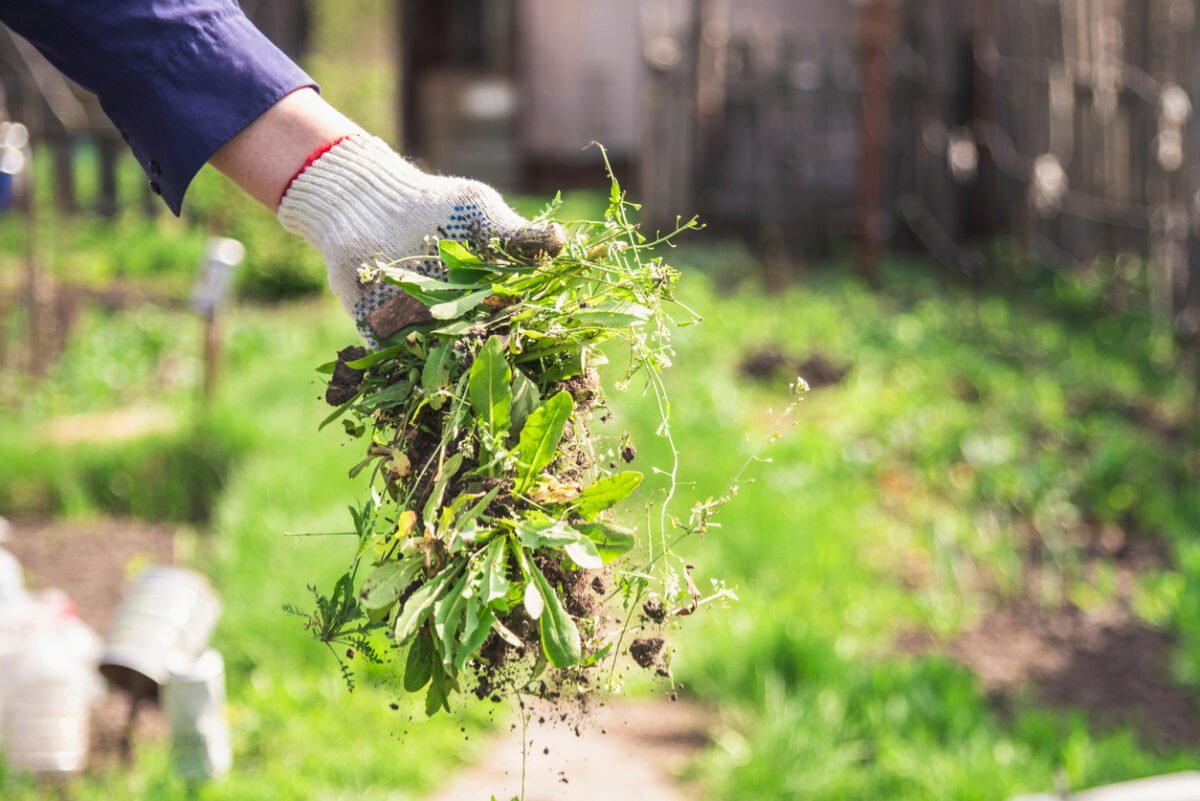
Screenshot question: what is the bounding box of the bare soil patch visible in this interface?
[3,518,177,766]
[739,346,849,389]
[900,524,1200,751]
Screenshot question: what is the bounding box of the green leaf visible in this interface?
[514,391,574,492]
[524,580,545,620]
[509,368,541,438]
[345,343,406,370]
[575,522,636,564]
[424,666,455,716]
[318,391,361,431]
[421,339,454,410]
[537,350,583,385]
[481,537,512,604]
[359,559,424,611]
[570,301,652,328]
[515,518,578,547]
[433,570,473,668]
[490,617,523,648]
[525,560,581,667]
[438,239,485,271]
[517,519,604,570]
[455,604,496,671]
[422,452,464,529]
[573,471,643,520]
[468,337,513,438]
[403,628,436,692]
[562,537,603,570]
[394,562,461,644]
[430,288,494,320]
[459,487,500,527]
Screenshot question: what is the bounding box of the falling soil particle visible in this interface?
[630,637,665,669]
[423,699,710,801]
[643,598,667,623]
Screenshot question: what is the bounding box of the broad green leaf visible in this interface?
[514,391,574,492]
[482,538,512,604]
[424,666,455,716]
[516,518,582,549]
[524,581,545,620]
[403,628,436,692]
[359,559,423,611]
[509,369,541,437]
[433,570,473,668]
[525,560,581,667]
[455,604,496,671]
[422,452,464,528]
[562,537,603,570]
[575,522,636,564]
[394,562,461,644]
[421,339,454,410]
[518,519,603,570]
[430,288,494,320]
[573,471,643,520]
[438,239,485,271]
[468,337,513,437]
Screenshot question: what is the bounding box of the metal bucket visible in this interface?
[163,649,232,781]
[100,566,220,699]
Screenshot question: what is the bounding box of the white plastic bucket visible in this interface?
[100,566,220,698]
[1,609,100,775]
[0,546,24,603]
[163,649,231,781]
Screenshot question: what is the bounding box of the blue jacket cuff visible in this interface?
[101,11,316,216]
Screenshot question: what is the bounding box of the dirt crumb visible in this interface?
[630,637,665,669]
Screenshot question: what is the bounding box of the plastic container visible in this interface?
[0,546,24,603]
[1,596,101,775]
[163,649,231,781]
[100,566,220,698]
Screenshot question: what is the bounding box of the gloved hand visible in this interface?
[278,134,557,343]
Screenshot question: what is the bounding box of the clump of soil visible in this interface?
[326,346,367,405]
[739,346,849,389]
[630,637,665,669]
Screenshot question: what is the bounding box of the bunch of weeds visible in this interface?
[288,151,759,715]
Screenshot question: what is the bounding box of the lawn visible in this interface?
[3,221,1200,799]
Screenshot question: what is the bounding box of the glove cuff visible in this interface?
[277,134,445,260]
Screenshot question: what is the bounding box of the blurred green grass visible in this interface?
[3,246,1200,798]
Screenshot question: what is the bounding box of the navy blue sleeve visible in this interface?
[0,1,317,215]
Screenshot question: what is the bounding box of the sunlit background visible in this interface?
[3,1,1200,799]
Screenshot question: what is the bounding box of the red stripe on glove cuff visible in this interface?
[278,135,352,208]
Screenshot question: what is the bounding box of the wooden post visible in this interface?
[855,0,896,287]
[22,137,43,375]
[50,136,75,217]
[96,134,120,218]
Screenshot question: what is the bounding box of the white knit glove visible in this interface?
[278,134,547,342]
